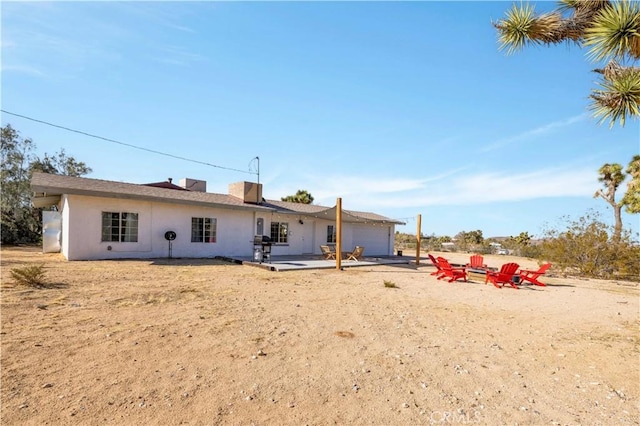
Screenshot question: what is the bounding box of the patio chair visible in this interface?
[485,262,520,289]
[428,253,446,278]
[345,246,364,261]
[436,256,467,283]
[518,263,552,286]
[466,254,487,269]
[320,245,336,260]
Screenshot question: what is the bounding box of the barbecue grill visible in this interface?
[253,235,272,263]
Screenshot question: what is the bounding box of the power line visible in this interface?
[1,109,256,175]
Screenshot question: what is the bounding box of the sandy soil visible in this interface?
[1,246,638,425]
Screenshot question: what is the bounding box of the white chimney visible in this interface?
[179,178,206,192]
[229,181,263,204]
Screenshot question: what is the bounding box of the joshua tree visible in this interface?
[514,231,532,246]
[494,0,640,127]
[621,154,640,213]
[594,162,625,240]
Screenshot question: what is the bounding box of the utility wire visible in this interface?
[1,109,256,175]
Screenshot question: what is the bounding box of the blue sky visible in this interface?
[2,1,638,239]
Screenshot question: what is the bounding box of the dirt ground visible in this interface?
[1,246,638,425]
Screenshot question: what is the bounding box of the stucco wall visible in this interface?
[61,195,71,259]
[59,194,395,260]
[62,194,257,260]
[350,223,394,256]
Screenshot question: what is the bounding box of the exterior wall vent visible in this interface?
[229,181,263,204]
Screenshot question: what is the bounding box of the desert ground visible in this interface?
[1,246,638,425]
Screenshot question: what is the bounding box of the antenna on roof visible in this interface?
[249,156,260,184]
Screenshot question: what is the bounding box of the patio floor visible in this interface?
[216,254,416,271]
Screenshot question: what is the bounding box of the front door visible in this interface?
[301,220,314,254]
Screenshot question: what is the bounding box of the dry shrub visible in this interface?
[539,211,639,281]
[383,280,398,288]
[10,264,47,287]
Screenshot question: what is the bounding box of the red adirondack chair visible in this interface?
[466,254,487,269]
[518,263,552,286]
[436,257,467,283]
[428,253,445,278]
[485,262,520,289]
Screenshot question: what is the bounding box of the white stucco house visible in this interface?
[31,172,404,261]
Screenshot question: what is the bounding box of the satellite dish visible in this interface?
[164,231,177,241]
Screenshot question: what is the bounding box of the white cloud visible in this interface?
[151,45,207,66]
[267,166,597,212]
[482,113,589,152]
[114,2,197,34]
[1,64,47,78]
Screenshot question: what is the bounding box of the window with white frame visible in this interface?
[101,212,138,242]
[270,222,288,244]
[191,217,217,243]
[327,225,336,243]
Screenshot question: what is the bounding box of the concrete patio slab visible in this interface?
[215,255,414,271]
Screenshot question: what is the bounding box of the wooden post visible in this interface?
[336,198,342,270]
[416,214,422,265]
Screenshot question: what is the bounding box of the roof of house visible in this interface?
[31,172,270,211]
[142,180,188,191]
[31,172,405,224]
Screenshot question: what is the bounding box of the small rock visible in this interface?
[257,350,266,356]
[19,403,28,409]
[42,383,53,389]
[402,402,410,408]
[36,304,47,310]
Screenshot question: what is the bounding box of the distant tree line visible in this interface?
[396,213,638,281]
[1,124,91,244]
[281,190,314,204]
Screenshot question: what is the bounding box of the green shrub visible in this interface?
[10,264,47,287]
[384,280,398,288]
